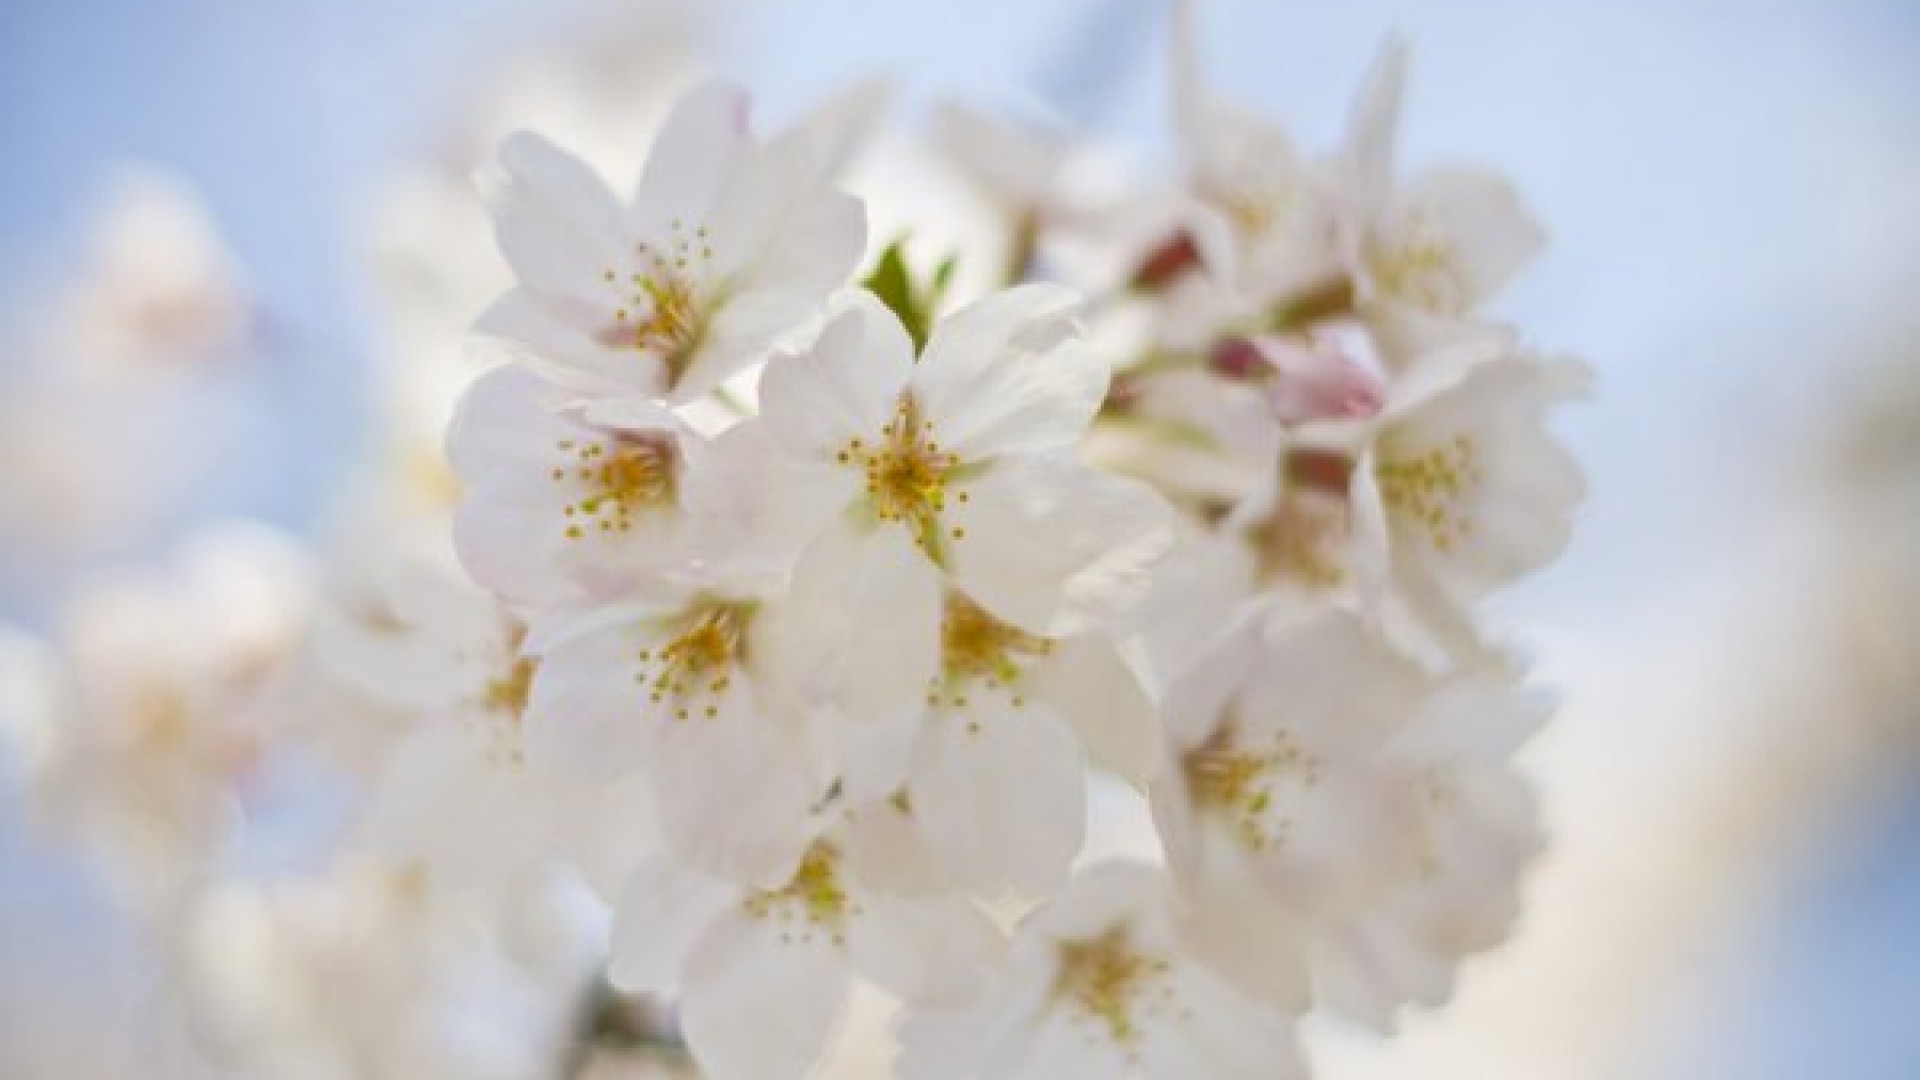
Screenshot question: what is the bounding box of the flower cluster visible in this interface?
[434,9,1585,1079]
[0,7,1582,1077]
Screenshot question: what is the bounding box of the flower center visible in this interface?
[928,594,1054,717]
[472,654,534,766]
[1181,721,1316,852]
[553,431,679,541]
[1370,213,1467,314]
[1052,925,1173,1049]
[839,395,967,558]
[744,841,859,946]
[1253,448,1355,589]
[1376,433,1482,554]
[468,623,535,767]
[634,599,754,722]
[601,219,714,387]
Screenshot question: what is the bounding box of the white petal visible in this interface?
[672,286,822,403]
[896,967,1052,1080]
[834,713,921,804]
[358,720,558,886]
[778,76,893,182]
[705,129,866,295]
[1387,675,1549,766]
[767,516,942,726]
[1236,613,1427,756]
[473,286,657,397]
[758,292,916,462]
[1308,919,1449,1031]
[1170,4,1300,224]
[632,82,750,239]
[484,131,628,300]
[1395,166,1544,308]
[609,854,735,995]
[914,284,1097,460]
[839,792,947,896]
[850,894,1004,1005]
[1339,34,1410,233]
[1139,966,1305,1080]
[912,704,1084,896]
[681,422,854,575]
[1029,634,1159,786]
[948,455,1173,636]
[522,615,657,781]
[451,496,567,606]
[1383,355,1584,597]
[680,910,851,1080]
[648,679,822,886]
[566,770,662,902]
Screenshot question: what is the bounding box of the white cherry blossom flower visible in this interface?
[609,823,1002,1080]
[189,858,596,1080]
[58,166,252,373]
[1333,39,1545,320]
[1151,610,1549,1029]
[447,361,702,607]
[522,563,825,886]
[897,860,1302,1080]
[1362,354,1587,655]
[1166,3,1337,303]
[747,286,1173,730]
[479,81,865,405]
[299,556,637,890]
[836,586,1160,896]
[1212,345,1584,660]
[1309,674,1545,1030]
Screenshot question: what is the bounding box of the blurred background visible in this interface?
[1,0,1917,1076]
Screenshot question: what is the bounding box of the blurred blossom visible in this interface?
[19,522,311,919]
[54,167,254,375]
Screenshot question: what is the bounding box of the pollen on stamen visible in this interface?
[550,431,680,543]
[1377,433,1483,555]
[841,394,966,558]
[1255,451,1356,590]
[930,594,1054,722]
[1182,722,1317,851]
[472,636,536,770]
[632,599,755,724]
[742,841,859,948]
[1051,925,1176,1051]
[600,222,717,387]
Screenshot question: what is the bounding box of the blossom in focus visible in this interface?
[611,820,1002,1080]
[744,287,1173,729]
[448,361,704,608]
[523,562,826,885]
[479,82,866,405]
[836,588,1160,896]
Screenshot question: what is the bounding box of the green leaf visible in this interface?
[860,240,961,353]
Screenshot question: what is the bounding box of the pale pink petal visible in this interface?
[947,455,1173,636]
[1029,634,1159,786]
[631,82,751,239]
[484,131,628,300]
[913,284,1095,460]
[765,515,942,726]
[850,894,1003,1005]
[647,677,823,887]
[911,703,1084,896]
[679,911,850,1080]
[758,292,917,462]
